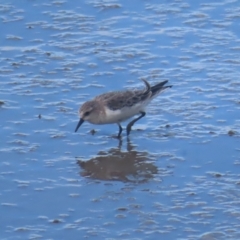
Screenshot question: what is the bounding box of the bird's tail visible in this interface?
[151,80,172,97]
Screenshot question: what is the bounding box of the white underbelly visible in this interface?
[103,105,144,124]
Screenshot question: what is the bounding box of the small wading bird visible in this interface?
[75,79,172,138]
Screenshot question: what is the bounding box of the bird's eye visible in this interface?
[84,111,90,116]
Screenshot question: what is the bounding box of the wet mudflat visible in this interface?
[0,0,240,239]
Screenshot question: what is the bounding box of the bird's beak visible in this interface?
[75,118,84,132]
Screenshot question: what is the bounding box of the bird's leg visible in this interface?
[117,123,123,138]
[126,111,146,136]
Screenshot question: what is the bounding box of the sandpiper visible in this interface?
[75,79,172,137]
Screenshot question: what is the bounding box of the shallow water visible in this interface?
[1,0,240,239]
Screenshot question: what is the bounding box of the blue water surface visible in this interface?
[0,0,240,239]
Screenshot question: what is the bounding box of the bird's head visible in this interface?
[75,101,99,132]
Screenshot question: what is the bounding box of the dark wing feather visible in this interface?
[150,80,172,97]
[96,90,147,110]
[103,79,151,110]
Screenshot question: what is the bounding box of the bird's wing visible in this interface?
[96,90,151,110]
[95,79,152,110]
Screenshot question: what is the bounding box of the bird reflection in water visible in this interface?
[76,139,158,183]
